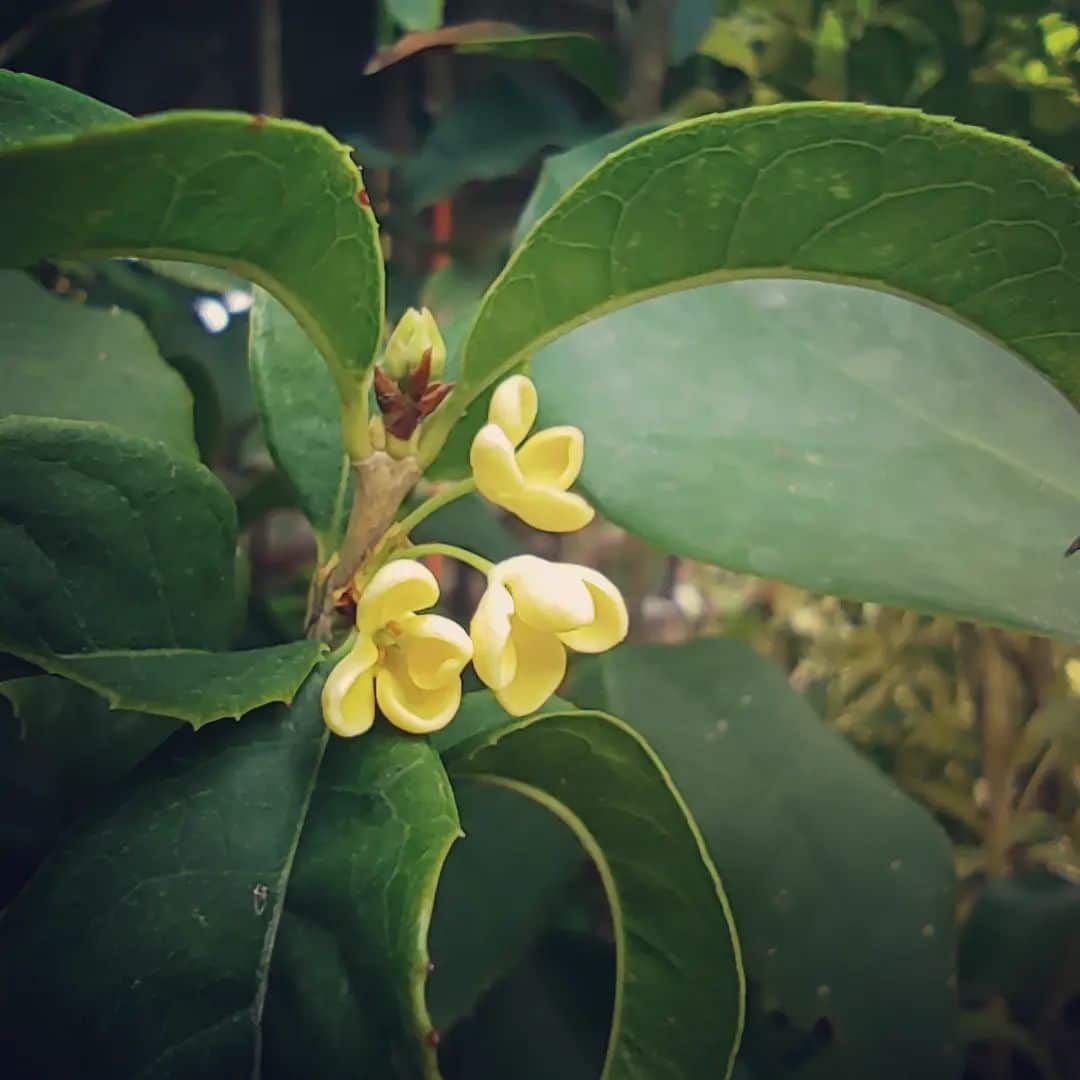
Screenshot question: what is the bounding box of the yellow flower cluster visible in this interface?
[322,373,626,736]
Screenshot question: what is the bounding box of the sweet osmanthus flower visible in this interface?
[321,354,627,738]
[471,555,628,716]
[321,560,473,736]
[470,374,594,532]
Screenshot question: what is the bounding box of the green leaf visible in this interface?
[0,72,384,392]
[427,781,582,1030]
[0,675,179,814]
[9,640,323,728]
[0,270,197,459]
[444,699,745,1079]
[0,665,459,1077]
[453,103,1080,412]
[536,276,1080,637]
[385,0,444,32]
[513,122,664,248]
[0,71,125,146]
[249,288,351,554]
[455,32,620,105]
[570,640,958,1079]
[0,416,236,653]
[402,74,601,209]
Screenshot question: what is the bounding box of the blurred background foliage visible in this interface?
[3,1,1080,1077]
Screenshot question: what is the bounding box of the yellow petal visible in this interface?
[495,617,566,717]
[399,613,473,690]
[498,555,594,633]
[488,374,537,446]
[506,486,595,533]
[376,653,462,734]
[470,581,517,691]
[557,567,630,653]
[321,635,378,737]
[471,423,527,503]
[355,559,439,634]
[516,426,584,490]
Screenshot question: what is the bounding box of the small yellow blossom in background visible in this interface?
[470,374,594,532]
[383,306,447,379]
[321,560,472,736]
[471,554,628,716]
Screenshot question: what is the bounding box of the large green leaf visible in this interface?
[0,270,197,459]
[426,781,582,1031]
[11,640,323,727]
[0,72,384,391]
[536,277,1080,637]
[0,666,459,1078]
[0,70,125,145]
[447,103,1080,423]
[570,640,958,1079]
[444,698,745,1079]
[249,288,350,554]
[0,676,179,809]
[0,416,236,653]
[513,122,664,248]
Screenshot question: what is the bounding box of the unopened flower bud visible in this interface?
[384,307,447,380]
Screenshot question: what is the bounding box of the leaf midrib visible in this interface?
[249,728,330,1079]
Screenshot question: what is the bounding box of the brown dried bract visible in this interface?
[373,354,452,440]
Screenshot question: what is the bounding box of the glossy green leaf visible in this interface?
[249,288,350,554]
[455,32,619,105]
[570,640,958,1079]
[10,640,323,727]
[0,416,236,654]
[0,676,178,806]
[451,103,1080,419]
[0,666,459,1077]
[0,71,125,146]
[444,699,745,1079]
[402,74,601,209]
[537,277,1080,637]
[512,122,664,248]
[0,72,384,392]
[427,781,582,1030]
[0,270,197,459]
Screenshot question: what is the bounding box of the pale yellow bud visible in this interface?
[384,306,447,380]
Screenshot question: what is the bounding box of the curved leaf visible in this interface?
[0,666,459,1078]
[570,640,958,1080]
[444,698,745,1080]
[0,416,236,654]
[0,270,197,459]
[249,288,350,554]
[536,277,1080,637]
[0,71,125,145]
[0,72,383,391]
[13,640,323,728]
[447,103,1080,430]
